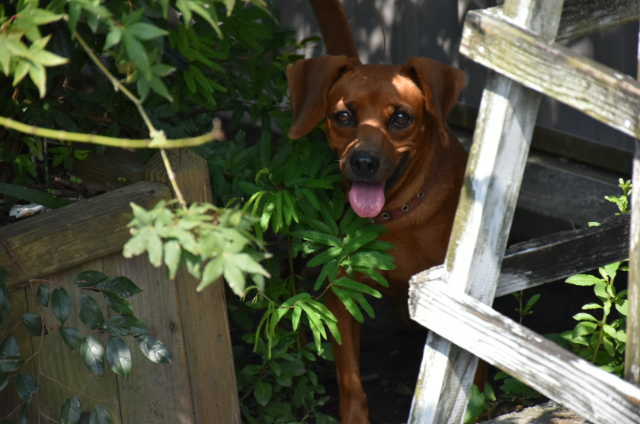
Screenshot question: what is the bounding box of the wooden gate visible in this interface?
[407,1,640,423]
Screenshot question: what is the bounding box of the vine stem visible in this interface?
[73,30,194,208]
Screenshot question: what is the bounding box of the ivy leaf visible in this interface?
[254,381,272,407]
[106,337,132,376]
[0,336,21,359]
[52,287,72,324]
[97,277,142,298]
[89,406,113,424]
[60,327,84,351]
[37,283,50,306]
[80,336,105,376]
[60,396,82,424]
[138,335,172,364]
[22,312,44,335]
[15,374,38,402]
[79,295,104,330]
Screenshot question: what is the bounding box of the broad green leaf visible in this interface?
[291,305,302,331]
[28,62,46,98]
[106,337,132,376]
[60,396,81,424]
[0,183,70,208]
[15,374,38,402]
[22,312,43,335]
[333,277,382,299]
[123,32,151,79]
[60,327,84,350]
[138,335,172,364]
[164,240,181,279]
[79,295,104,330]
[51,287,72,324]
[224,262,246,297]
[98,277,142,298]
[128,22,168,40]
[332,287,364,323]
[103,292,134,316]
[573,312,597,322]
[308,246,342,268]
[254,381,272,406]
[198,256,224,291]
[81,336,105,375]
[104,27,122,50]
[565,274,602,286]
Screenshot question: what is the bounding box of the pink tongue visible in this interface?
[348,183,385,218]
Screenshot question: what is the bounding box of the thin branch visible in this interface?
[0,116,224,149]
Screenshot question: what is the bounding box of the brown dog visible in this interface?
[287,2,468,423]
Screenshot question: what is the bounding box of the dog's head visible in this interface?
[287,56,465,218]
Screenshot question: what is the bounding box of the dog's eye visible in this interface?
[389,111,413,130]
[334,110,355,127]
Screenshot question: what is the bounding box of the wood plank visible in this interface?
[498,214,629,296]
[0,182,170,286]
[414,214,630,298]
[408,2,564,422]
[33,259,122,423]
[409,279,640,424]
[625,136,640,384]
[101,253,196,423]
[144,150,241,424]
[460,8,640,140]
[558,0,640,42]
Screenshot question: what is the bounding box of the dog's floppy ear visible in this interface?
[403,57,466,140]
[287,55,357,139]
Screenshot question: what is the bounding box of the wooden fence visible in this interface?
[0,151,241,423]
[407,1,640,423]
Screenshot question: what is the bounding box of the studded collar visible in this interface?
[372,154,441,225]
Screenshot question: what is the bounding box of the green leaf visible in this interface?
[75,271,109,288]
[106,337,132,376]
[37,283,49,306]
[123,32,151,79]
[89,406,113,424]
[582,303,602,310]
[599,262,621,281]
[308,246,342,268]
[60,327,84,351]
[0,336,21,373]
[0,182,70,208]
[333,277,382,299]
[51,287,72,324]
[224,262,246,297]
[138,335,172,364]
[291,305,302,331]
[573,312,597,322]
[80,295,104,330]
[81,336,105,375]
[28,62,47,98]
[97,277,142,298]
[150,75,173,101]
[565,274,602,286]
[104,27,122,50]
[60,396,81,424]
[15,374,38,402]
[128,22,168,40]
[164,240,181,279]
[198,256,224,291]
[332,287,364,323]
[22,312,43,335]
[254,381,272,406]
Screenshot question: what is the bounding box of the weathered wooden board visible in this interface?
[101,253,196,423]
[626,144,640,384]
[408,2,564,423]
[412,214,630,298]
[460,8,640,140]
[561,0,638,42]
[0,182,170,286]
[409,279,640,424]
[498,214,629,296]
[145,150,241,424]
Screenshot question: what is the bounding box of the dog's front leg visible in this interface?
[325,290,370,424]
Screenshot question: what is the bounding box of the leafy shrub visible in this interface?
[0,268,171,422]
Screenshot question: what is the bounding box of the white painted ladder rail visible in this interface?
[407,0,640,423]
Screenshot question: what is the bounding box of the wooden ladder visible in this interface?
[407,1,640,423]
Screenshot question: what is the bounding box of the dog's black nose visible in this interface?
[350,151,380,179]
